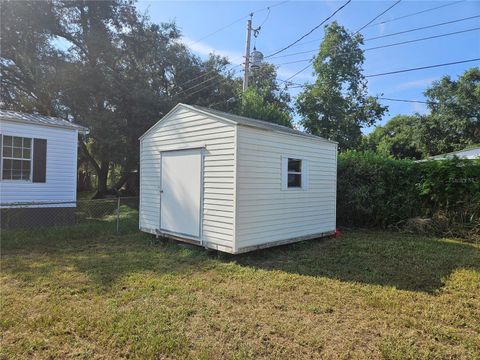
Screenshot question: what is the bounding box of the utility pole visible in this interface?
[243,14,253,92]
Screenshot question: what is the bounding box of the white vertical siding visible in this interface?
[140,107,236,251]
[0,120,78,206]
[235,126,337,250]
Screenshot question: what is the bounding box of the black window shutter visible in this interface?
[33,138,47,183]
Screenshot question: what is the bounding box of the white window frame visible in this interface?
[281,155,309,191]
[1,134,33,182]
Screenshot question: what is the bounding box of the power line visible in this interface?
[269,49,319,60]
[355,0,402,34]
[189,16,249,46]
[282,58,479,86]
[280,61,313,83]
[367,0,466,28]
[189,0,289,46]
[175,1,290,95]
[276,59,312,66]
[269,26,480,61]
[265,0,352,58]
[365,58,480,78]
[266,13,480,52]
[364,27,480,51]
[364,15,480,41]
[171,64,242,98]
[379,97,436,104]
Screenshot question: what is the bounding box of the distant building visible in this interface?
[0,110,88,228]
[428,146,480,160]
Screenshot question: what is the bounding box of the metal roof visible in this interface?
[0,109,88,133]
[188,105,335,143]
[428,146,480,160]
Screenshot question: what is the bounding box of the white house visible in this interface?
[428,146,480,160]
[139,103,337,254]
[0,110,88,227]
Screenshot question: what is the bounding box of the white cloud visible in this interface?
[412,102,429,115]
[379,23,385,35]
[181,37,244,65]
[395,77,437,91]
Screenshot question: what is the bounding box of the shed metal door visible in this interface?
[160,149,202,238]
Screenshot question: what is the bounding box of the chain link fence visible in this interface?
[0,197,139,234]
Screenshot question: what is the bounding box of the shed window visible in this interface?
[287,158,302,188]
[1,135,32,180]
[282,156,308,190]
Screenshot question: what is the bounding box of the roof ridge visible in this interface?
[188,104,335,144]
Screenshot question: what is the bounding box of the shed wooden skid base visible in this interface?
[141,226,335,254]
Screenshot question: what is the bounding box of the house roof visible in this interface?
[428,145,480,160]
[0,109,88,133]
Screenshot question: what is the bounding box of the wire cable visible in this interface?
[264,0,352,58]
[266,14,480,52]
[282,58,479,86]
[365,14,480,41]
[355,0,402,34]
[364,27,480,51]
[188,1,289,46]
[269,26,480,61]
[378,97,436,104]
[365,58,480,78]
[367,0,466,28]
[280,61,314,83]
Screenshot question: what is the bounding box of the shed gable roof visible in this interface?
[140,103,335,144]
[189,105,334,143]
[0,109,88,133]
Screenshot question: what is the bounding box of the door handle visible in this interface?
[160,190,164,193]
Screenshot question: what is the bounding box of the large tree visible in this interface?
[296,22,387,150]
[362,115,425,159]
[422,67,480,155]
[1,0,239,197]
[362,67,480,159]
[230,63,292,126]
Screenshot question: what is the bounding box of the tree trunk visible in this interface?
[94,160,110,198]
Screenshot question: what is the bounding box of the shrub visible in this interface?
[337,151,480,240]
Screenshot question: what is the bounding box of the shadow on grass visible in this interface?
[3,219,479,293]
[229,231,480,293]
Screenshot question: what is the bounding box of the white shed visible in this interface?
[0,110,87,227]
[139,103,337,254]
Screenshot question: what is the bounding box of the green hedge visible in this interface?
[337,151,480,237]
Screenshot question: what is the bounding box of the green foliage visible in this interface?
[296,22,387,150]
[233,87,292,127]
[364,68,480,159]
[0,0,240,196]
[337,151,480,238]
[362,115,425,159]
[248,63,292,115]
[423,67,480,154]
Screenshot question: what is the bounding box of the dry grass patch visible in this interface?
[1,224,479,359]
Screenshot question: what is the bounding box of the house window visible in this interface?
[287,158,302,188]
[1,135,32,180]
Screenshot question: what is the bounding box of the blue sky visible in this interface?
[136,0,480,132]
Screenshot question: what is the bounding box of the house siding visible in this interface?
[140,107,236,251]
[0,120,78,207]
[235,126,337,250]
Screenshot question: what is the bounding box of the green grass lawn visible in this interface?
[1,215,479,359]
